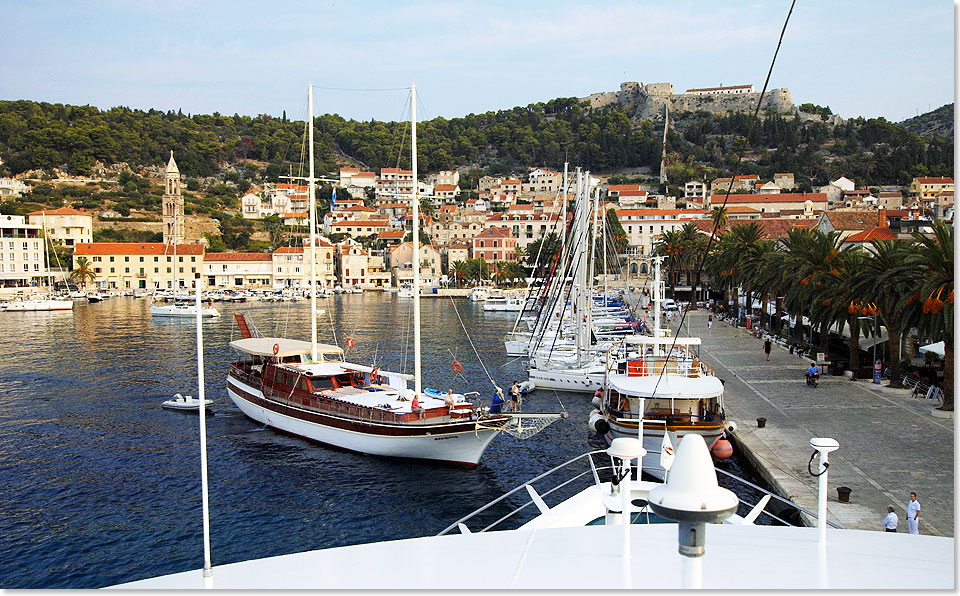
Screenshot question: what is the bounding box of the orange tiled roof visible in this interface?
[204,252,273,262]
[27,207,90,217]
[915,177,954,184]
[615,209,707,216]
[710,193,827,204]
[435,184,458,191]
[845,227,897,242]
[74,242,204,256]
[475,227,514,238]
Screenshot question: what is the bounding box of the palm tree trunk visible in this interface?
[886,327,904,388]
[847,317,860,378]
[940,340,953,411]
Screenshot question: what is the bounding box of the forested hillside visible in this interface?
[0,97,952,196]
[899,103,953,140]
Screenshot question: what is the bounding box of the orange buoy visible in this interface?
[712,439,733,459]
[345,337,355,349]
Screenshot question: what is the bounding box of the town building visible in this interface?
[684,181,707,207]
[814,209,888,241]
[482,212,565,252]
[271,243,336,289]
[0,215,46,292]
[203,252,273,289]
[26,207,93,247]
[0,178,29,199]
[709,193,828,215]
[710,175,759,195]
[472,227,517,262]
[615,209,708,257]
[337,238,391,289]
[386,242,442,287]
[73,242,204,291]
[910,176,954,201]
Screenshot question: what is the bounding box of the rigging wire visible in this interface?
[650,0,796,400]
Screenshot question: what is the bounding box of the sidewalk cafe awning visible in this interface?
[919,341,945,358]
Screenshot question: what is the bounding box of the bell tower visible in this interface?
[162,150,184,245]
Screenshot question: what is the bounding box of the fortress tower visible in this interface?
[161,151,184,245]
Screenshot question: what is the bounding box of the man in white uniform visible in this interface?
[906,492,921,534]
[881,506,898,532]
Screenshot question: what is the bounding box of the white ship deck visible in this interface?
[115,523,953,590]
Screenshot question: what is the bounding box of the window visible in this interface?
[167,256,171,262]
[190,256,195,262]
[124,267,129,273]
[110,256,114,262]
[167,267,171,273]
[179,256,183,263]
[154,268,159,273]
[154,257,159,262]
[110,267,115,273]
[124,256,129,262]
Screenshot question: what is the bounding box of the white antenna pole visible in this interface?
[308,84,318,363]
[412,84,422,394]
[195,274,212,582]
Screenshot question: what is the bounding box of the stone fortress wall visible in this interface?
[582,81,795,120]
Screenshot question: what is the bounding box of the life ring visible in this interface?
[345,338,355,349]
[370,367,379,383]
[272,343,280,355]
[452,360,463,373]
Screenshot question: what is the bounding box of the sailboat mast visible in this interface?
[560,162,568,261]
[308,84,318,363]
[411,84,422,394]
[587,180,597,352]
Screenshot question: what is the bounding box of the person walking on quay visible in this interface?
[763,337,772,361]
[907,492,921,534]
[707,314,713,333]
[882,506,898,532]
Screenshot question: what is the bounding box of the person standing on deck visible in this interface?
[907,492,921,534]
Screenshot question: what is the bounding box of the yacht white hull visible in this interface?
[483,301,524,312]
[226,375,502,465]
[528,365,605,393]
[150,304,221,318]
[1,299,74,311]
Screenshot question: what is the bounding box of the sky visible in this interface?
[0,0,954,124]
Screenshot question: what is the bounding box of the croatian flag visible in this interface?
[660,432,675,472]
[331,187,336,211]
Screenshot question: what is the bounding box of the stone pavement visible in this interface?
[671,309,954,536]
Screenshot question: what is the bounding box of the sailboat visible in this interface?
[1,212,73,312]
[225,84,562,465]
[150,152,220,319]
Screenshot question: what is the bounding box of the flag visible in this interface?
[331,187,336,211]
[660,432,675,471]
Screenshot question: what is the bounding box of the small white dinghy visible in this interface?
[162,393,213,414]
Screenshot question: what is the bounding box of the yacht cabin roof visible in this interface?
[609,373,723,399]
[230,337,343,359]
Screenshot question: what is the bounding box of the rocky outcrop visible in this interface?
[581,81,795,120]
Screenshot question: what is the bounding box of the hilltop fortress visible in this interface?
[582,82,794,120]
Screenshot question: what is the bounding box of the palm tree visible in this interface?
[722,222,766,323]
[711,205,728,230]
[848,239,914,388]
[653,229,685,296]
[450,260,468,287]
[779,228,846,351]
[70,256,97,289]
[898,221,953,410]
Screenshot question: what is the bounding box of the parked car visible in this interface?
[662,298,678,311]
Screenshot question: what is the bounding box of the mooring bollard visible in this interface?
[837,486,851,503]
[757,417,767,428]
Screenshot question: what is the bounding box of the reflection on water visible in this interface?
[0,295,770,588]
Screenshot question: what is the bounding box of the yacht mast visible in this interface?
[308,84,318,363]
[412,84,422,394]
[587,179,598,355]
